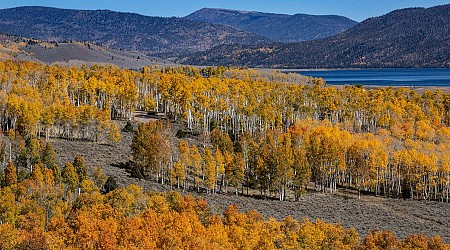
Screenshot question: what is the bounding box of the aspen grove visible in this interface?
[1,61,450,202]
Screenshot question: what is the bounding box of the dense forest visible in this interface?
[1,61,450,203]
[0,164,446,249]
[1,60,450,247]
[181,4,450,68]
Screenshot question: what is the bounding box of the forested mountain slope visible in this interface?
[181,4,450,68]
[185,8,357,42]
[0,6,270,58]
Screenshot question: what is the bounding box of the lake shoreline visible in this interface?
[279,67,450,72]
[332,84,450,93]
[288,68,450,88]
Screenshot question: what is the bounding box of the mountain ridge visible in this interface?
[0,6,271,58]
[181,4,450,68]
[185,8,357,42]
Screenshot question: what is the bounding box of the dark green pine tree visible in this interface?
[42,142,61,183]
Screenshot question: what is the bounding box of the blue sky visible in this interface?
[0,0,448,21]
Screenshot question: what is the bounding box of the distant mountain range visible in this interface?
[0,6,270,58]
[0,6,359,60]
[0,5,448,69]
[181,4,450,68]
[186,8,357,42]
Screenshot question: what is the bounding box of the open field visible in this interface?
[52,120,450,242]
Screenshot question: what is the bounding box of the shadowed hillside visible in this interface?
[186,8,357,42]
[181,4,450,68]
[0,6,271,58]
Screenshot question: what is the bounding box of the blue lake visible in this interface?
[294,68,450,86]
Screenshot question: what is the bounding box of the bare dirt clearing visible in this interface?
[52,121,450,242]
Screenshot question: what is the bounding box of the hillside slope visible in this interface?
[186,8,357,42]
[0,34,171,68]
[181,4,450,68]
[0,6,270,58]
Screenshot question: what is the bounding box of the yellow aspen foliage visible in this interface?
[31,161,45,186]
[3,62,450,247]
[42,167,55,188]
[280,216,300,249]
[108,121,122,143]
[215,149,225,191]
[174,139,190,189]
[4,161,17,187]
[93,166,107,189]
[131,121,171,183]
[415,120,436,141]
[0,223,23,250]
[206,215,234,250]
[390,121,415,140]
[171,162,185,189]
[361,230,399,250]
[190,145,202,191]
[142,95,156,111]
[227,153,245,195]
[0,186,17,224]
[203,147,216,192]
[298,218,360,250]
[117,214,160,249]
